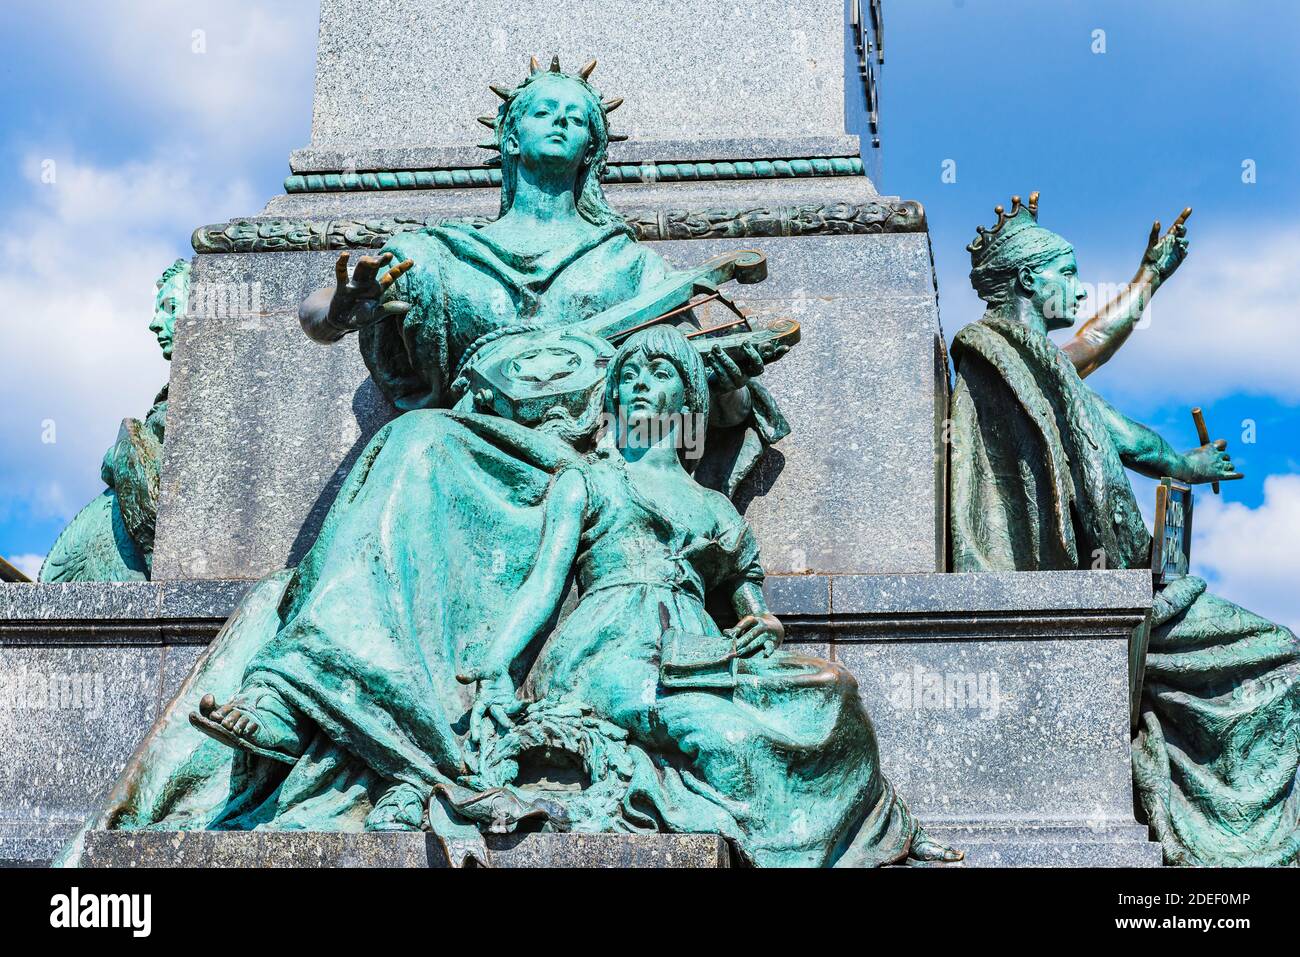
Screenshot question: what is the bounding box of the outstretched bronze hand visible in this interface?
[1064,206,1192,378]
[1140,207,1191,284]
[326,251,415,329]
[299,250,416,343]
[705,341,764,427]
[456,665,525,746]
[705,341,765,392]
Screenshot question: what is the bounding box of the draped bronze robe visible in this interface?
[950,316,1300,866]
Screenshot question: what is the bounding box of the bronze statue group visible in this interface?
[42,63,1299,868]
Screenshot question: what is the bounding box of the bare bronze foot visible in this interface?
[189,687,306,765]
[910,834,965,863]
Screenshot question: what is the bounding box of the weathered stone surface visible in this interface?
[761,574,830,616]
[0,582,243,867]
[1,573,1158,867]
[0,581,161,621]
[79,830,730,868]
[834,636,1134,822]
[778,569,1161,867]
[0,644,161,866]
[827,568,1154,615]
[65,825,1166,869]
[290,134,867,177]
[737,295,944,574]
[923,823,1163,868]
[154,231,945,580]
[152,266,396,580]
[0,580,249,645]
[307,0,848,151]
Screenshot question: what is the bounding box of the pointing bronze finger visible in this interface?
[379,258,415,289]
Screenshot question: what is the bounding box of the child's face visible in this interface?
[616,352,687,431]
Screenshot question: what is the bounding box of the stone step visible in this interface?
[927,821,1154,843]
[77,830,731,868]
[924,822,1163,868]
[70,826,1162,869]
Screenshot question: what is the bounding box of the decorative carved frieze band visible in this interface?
[283,157,865,193]
[191,200,926,253]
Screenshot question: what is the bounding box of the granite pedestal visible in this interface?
[2,570,1159,866]
[0,581,248,866]
[80,831,731,869]
[772,569,1163,867]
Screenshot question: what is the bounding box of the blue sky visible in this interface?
[1,1,1296,626]
[882,0,1300,626]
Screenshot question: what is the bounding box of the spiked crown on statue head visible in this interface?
[967,190,1077,306]
[476,55,627,164]
[966,191,1042,265]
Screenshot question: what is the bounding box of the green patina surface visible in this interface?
[190,198,926,254]
[283,156,864,193]
[59,65,955,869]
[948,194,1300,866]
[38,259,189,583]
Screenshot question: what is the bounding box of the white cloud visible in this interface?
[1,2,318,543]
[4,554,45,580]
[1191,473,1300,633]
[1061,229,1300,405]
[0,154,256,525]
[35,1,319,162]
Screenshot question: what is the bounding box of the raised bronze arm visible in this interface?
[1063,207,1190,378]
[0,556,31,583]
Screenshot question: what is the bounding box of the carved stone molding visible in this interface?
[283,157,865,193]
[191,200,927,253]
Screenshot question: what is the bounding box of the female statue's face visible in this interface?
[508,78,594,177]
[149,272,187,360]
[1023,250,1085,330]
[616,352,688,437]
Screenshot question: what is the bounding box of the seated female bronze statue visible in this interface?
[56,60,958,868]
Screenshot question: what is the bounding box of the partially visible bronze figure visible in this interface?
[949,193,1300,866]
[39,259,190,582]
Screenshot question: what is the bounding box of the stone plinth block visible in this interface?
[79,830,730,868]
[153,229,945,580]
[923,823,1162,868]
[304,0,847,157]
[0,581,247,867]
[775,569,1163,867]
